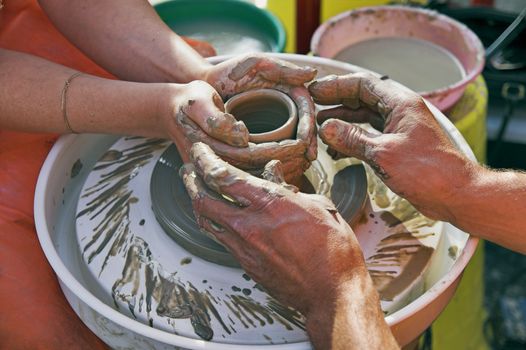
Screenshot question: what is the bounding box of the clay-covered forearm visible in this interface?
[449,165,526,254]
[38,0,211,83]
[306,272,399,350]
[0,48,167,137]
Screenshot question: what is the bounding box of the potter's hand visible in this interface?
[309,73,474,221]
[160,81,249,154]
[171,82,317,181]
[201,54,318,182]
[181,143,398,350]
[205,53,317,99]
[162,81,316,182]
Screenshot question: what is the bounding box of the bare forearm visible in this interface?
[450,165,526,253]
[0,48,167,137]
[306,272,399,350]
[38,0,211,82]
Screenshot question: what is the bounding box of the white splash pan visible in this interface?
[35,54,478,349]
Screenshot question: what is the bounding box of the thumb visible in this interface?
[261,160,299,192]
[318,119,376,162]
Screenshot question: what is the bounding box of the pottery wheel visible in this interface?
[75,136,442,345]
[150,144,368,268]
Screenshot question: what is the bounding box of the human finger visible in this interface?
[257,57,317,86]
[317,106,385,131]
[261,160,285,184]
[326,146,349,161]
[189,143,283,205]
[228,55,316,86]
[182,86,249,147]
[309,73,412,119]
[181,163,246,250]
[177,111,310,184]
[183,122,306,169]
[198,216,247,258]
[284,86,317,161]
[318,119,377,162]
[261,160,299,192]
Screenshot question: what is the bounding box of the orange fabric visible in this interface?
[0,1,214,348]
[0,1,111,348]
[0,0,114,77]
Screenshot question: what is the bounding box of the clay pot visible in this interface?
[225,89,298,143]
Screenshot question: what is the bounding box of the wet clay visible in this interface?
[364,211,435,301]
[150,144,240,267]
[111,237,305,340]
[224,89,298,144]
[359,171,438,302]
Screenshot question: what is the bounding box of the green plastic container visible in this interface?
[155,0,286,55]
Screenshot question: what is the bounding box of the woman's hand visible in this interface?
[159,81,249,159]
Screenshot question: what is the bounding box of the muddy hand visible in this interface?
[176,83,317,183]
[201,54,318,179]
[205,53,317,99]
[181,142,368,318]
[160,81,249,162]
[309,72,475,221]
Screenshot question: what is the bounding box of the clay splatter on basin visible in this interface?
[75,136,441,344]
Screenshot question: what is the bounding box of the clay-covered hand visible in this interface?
[181,143,398,349]
[165,55,318,183]
[309,72,476,221]
[204,53,317,99]
[199,54,318,182]
[159,81,250,163]
[180,142,368,318]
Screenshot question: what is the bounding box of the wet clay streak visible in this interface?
[361,173,438,302]
[366,211,435,301]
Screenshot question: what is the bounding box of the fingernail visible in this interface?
[229,121,249,147]
[319,120,342,142]
[307,81,322,97]
[308,76,336,97]
[303,66,317,77]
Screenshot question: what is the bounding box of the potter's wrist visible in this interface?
[412,149,480,224]
[304,269,378,349]
[440,160,485,225]
[155,83,184,139]
[304,266,370,319]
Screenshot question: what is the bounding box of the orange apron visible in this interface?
[0,1,211,348]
